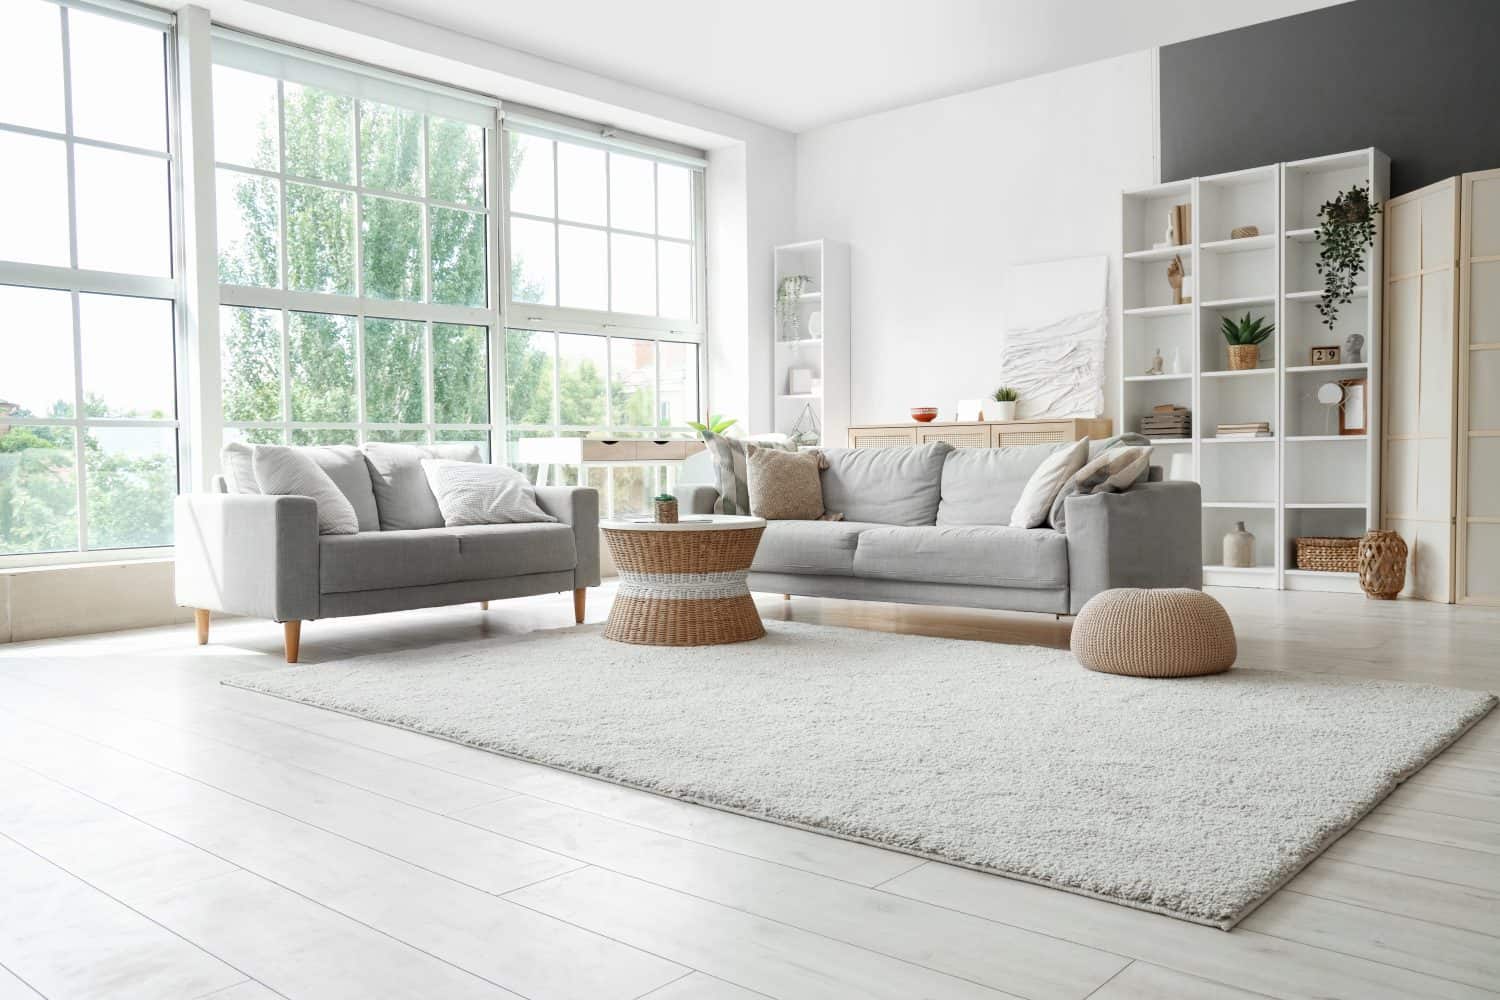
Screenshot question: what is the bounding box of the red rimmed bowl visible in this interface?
[910,407,939,423]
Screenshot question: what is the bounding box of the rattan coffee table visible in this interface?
[600,515,767,645]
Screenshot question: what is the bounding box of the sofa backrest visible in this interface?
[221,442,381,532]
[819,443,951,525]
[362,442,482,530]
[935,442,1069,526]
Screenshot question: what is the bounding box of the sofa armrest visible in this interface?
[174,493,320,621]
[534,486,600,588]
[672,483,719,515]
[1064,481,1203,614]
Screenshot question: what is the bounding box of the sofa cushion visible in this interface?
[819,443,951,525]
[220,441,260,494]
[252,445,359,536]
[852,525,1069,590]
[936,443,1070,526]
[362,443,482,531]
[751,520,883,577]
[748,448,827,520]
[319,522,577,594]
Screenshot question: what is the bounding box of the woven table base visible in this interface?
[605,594,765,645]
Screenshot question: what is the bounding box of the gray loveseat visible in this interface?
[175,444,600,662]
[674,441,1201,616]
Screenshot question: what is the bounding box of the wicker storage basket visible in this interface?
[1294,536,1360,572]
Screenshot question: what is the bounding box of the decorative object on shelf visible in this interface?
[789,403,821,445]
[910,407,939,423]
[1167,255,1187,305]
[1315,184,1382,329]
[810,376,824,395]
[1359,529,1407,599]
[1294,536,1360,573]
[1140,405,1191,439]
[1230,225,1260,240]
[1181,274,1195,304]
[807,310,824,339]
[775,274,814,342]
[1169,346,1184,374]
[956,399,985,422]
[1223,521,1256,568]
[1146,347,1165,376]
[786,368,814,395]
[1343,332,1365,364]
[990,387,1019,422]
[1338,377,1368,435]
[652,494,679,524]
[1158,203,1192,247]
[1310,345,1341,366]
[1313,381,1345,434]
[1215,422,1271,439]
[687,413,738,437]
[1220,312,1274,371]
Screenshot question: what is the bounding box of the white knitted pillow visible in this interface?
[251,445,359,535]
[1008,437,1090,529]
[420,459,557,527]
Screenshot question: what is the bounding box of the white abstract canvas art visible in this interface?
[1002,255,1108,418]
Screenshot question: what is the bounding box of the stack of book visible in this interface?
[1215,422,1272,439]
[1140,405,1191,439]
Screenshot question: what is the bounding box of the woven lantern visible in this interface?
[1358,530,1407,600]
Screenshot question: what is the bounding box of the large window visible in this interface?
[0,1,180,561]
[503,125,705,514]
[212,36,496,451]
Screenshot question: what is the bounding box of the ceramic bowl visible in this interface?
[910,407,939,423]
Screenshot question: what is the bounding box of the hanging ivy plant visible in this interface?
[1314,184,1381,329]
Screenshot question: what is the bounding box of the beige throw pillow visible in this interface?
[1008,437,1090,529]
[747,448,828,520]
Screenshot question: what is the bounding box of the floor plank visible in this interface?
[1382,783,1500,823]
[1363,806,1500,855]
[1285,858,1500,937]
[0,966,43,1000]
[506,866,1023,1000]
[458,794,1127,1000]
[640,973,769,1000]
[1088,962,1274,1000]
[1323,830,1500,893]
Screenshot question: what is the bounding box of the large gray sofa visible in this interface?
[674,441,1201,616]
[175,444,600,662]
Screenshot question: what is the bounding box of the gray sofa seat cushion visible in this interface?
[819,443,951,526]
[319,522,576,594]
[362,443,482,531]
[852,525,1069,590]
[751,520,884,577]
[936,443,1069,526]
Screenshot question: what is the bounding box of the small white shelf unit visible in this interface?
[1120,149,1389,592]
[772,240,849,447]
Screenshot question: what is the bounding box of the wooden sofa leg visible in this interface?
[195,609,210,645]
[573,587,586,624]
[480,600,489,610]
[283,621,302,663]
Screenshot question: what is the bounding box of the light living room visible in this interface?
[2,1,1498,997]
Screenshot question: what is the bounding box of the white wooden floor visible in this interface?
[1,585,1497,1000]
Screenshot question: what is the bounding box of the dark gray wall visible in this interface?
[1160,0,1500,195]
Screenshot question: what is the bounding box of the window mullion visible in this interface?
[603,151,612,312]
[60,7,80,273]
[70,289,89,552]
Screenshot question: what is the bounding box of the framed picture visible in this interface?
[956,399,985,422]
[1311,345,1341,366]
[1339,378,1368,435]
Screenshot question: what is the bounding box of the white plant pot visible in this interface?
[991,401,1018,422]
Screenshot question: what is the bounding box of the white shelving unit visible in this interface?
[772,240,850,447]
[1120,149,1388,592]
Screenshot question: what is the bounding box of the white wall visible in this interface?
[794,52,1156,428]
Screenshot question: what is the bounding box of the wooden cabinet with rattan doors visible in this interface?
[847,418,1112,449]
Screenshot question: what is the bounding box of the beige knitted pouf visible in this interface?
[1071,588,1237,677]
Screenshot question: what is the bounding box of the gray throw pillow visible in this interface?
[251,445,359,535]
[362,443,482,530]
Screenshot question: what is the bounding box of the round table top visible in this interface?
[600,514,766,532]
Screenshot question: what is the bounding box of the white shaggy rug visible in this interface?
[224,621,1495,928]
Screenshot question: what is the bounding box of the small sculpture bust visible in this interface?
[1343,333,1365,365]
[1146,347,1165,376]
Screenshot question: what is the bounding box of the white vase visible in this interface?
[1223,521,1255,568]
[992,401,1017,422]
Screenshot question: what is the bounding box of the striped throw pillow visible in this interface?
[701,432,795,515]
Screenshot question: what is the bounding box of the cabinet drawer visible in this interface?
[917,426,990,449]
[849,427,917,448]
[992,422,1074,447]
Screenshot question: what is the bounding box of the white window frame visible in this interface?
[213,34,502,450]
[0,0,185,569]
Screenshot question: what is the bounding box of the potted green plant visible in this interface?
[990,386,1019,422]
[1314,184,1381,329]
[775,275,813,341]
[1220,312,1274,370]
[686,414,737,437]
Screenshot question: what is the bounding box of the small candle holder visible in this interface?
[652,494,679,524]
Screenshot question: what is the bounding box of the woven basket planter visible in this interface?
[1294,536,1360,573]
[652,497,679,524]
[1227,344,1260,371]
[1359,530,1408,600]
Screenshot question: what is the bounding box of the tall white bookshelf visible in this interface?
[772,240,850,447]
[1120,149,1388,592]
